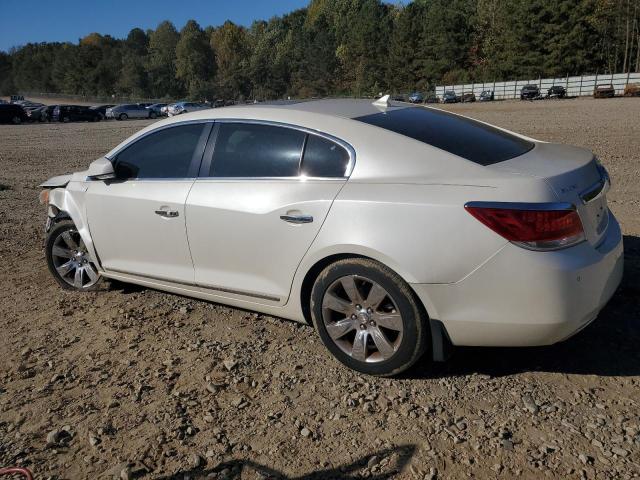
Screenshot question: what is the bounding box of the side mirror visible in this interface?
[87,157,115,180]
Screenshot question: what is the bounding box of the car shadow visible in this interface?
[154,444,416,479]
[406,234,640,379]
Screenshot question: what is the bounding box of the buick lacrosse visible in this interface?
[39,97,623,376]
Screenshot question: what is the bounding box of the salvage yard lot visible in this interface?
[0,98,639,479]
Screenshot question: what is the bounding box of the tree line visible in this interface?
[1,0,639,101]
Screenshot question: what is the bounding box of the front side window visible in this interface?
[113,124,205,179]
[209,123,305,177]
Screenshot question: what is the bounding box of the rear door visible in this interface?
[86,122,210,282]
[185,121,353,304]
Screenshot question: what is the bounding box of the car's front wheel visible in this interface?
[310,258,428,376]
[119,113,128,121]
[11,115,22,124]
[46,220,102,291]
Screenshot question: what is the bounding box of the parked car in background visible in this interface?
[623,83,640,97]
[147,103,168,116]
[167,101,210,116]
[160,105,170,116]
[90,104,116,120]
[213,99,226,108]
[53,105,102,122]
[26,106,48,122]
[106,104,156,120]
[461,92,476,103]
[442,91,459,103]
[408,92,424,104]
[40,105,57,122]
[479,90,494,102]
[520,84,540,100]
[594,84,615,98]
[425,95,439,104]
[547,85,567,99]
[0,103,28,124]
[39,98,623,376]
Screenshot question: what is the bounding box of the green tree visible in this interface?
[176,20,215,99]
[211,21,251,99]
[146,21,181,98]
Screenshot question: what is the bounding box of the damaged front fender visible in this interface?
[46,184,101,269]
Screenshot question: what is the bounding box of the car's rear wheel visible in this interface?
[310,258,428,376]
[46,220,102,291]
[11,116,21,124]
[119,113,128,120]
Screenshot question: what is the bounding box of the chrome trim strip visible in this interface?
[208,118,356,178]
[105,119,216,160]
[105,268,281,302]
[464,201,576,211]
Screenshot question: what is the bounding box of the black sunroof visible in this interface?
[354,107,534,166]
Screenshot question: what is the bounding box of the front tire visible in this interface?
[119,113,128,120]
[310,258,428,376]
[11,116,21,124]
[46,220,102,291]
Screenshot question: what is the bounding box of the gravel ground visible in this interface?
[0,98,639,479]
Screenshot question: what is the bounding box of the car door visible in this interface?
[186,121,353,304]
[86,122,211,283]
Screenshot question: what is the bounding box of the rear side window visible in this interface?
[210,123,305,177]
[301,135,350,177]
[355,107,533,165]
[114,124,205,179]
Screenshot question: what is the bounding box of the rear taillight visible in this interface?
[465,202,585,251]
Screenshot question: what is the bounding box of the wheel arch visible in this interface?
[297,250,451,361]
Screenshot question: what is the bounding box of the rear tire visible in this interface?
[310,258,429,376]
[45,220,102,291]
[11,116,21,124]
[119,113,128,120]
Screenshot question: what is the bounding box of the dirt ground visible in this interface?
[0,98,639,480]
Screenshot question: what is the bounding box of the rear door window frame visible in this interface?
[199,119,356,180]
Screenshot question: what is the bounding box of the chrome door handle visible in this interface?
[280,214,313,224]
[155,210,179,218]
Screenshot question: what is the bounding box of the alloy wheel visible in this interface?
[50,228,100,289]
[321,275,403,363]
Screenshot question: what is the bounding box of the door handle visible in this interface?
[155,209,179,218]
[280,214,313,224]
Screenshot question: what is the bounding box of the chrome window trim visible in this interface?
[202,118,356,179]
[464,201,576,211]
[103,121,212,182]
[105,119,215,160]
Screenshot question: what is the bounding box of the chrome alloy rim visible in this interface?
[51,228,100,289]
[321,275,403,363]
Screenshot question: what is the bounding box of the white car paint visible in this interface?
[41,99,623,352]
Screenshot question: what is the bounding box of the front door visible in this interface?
[186,121,352,303]
[86,122,210,283]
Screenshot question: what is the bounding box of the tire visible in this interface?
[11,116,21,125]
[310,258,429,376]
[149,111,157,119]
[45,220,102,291]
[119,113,128,120]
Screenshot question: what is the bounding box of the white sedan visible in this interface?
[39,97,623,376]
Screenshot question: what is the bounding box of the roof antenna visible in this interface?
[372,94,391,108]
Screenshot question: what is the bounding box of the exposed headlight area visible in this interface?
[465,201,586,251]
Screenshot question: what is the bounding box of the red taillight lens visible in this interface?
[465,203,585,250]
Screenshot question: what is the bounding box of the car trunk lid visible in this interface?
[490,142,609,246]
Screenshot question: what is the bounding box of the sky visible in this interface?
[0,0,310,52]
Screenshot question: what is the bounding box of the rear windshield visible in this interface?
[354,107,533,166]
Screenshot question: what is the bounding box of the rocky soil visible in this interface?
[0,98,639,479]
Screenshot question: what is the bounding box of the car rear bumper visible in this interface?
[411,212,624,347]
